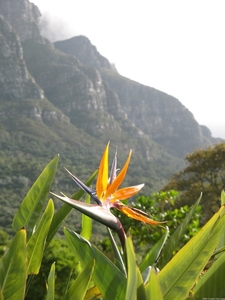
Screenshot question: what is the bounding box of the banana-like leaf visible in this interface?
[64,228,126,300]
[125,236,137,300]
[136,267,147,300]
[191,250,225,299]
[12,155,58,237]
[47,169,98,244]
[64,260,95,300]
[46,262,55,300]
[158,204,225,300]
[139,227,169,273]
[216,191,225,250]
[159,195,201,268]
[107,227,127,276]
[80,194,92,240]
[84,286,101,300]
[145,268,164,300]
[0,228,26,300]
[221,190,225,206]
[27,199,54,274]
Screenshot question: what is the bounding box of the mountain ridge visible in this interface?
[0,0,223,234]
[53,35,221,157]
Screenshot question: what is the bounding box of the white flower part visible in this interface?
[109,148,117,185]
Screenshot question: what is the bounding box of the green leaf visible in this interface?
[125,236,137,300]
[136,267,147,300]
[47,169,98,244]
[107,227,127,277]
[158,204,225,300]
[216,193,225,250]
[12,155,58,237]
[0,228,26,300]
[84,286,101,300]
[64,228,126,300]
[139,227,169,273]
[145,268,164,300]
[159,194,201,268]
[64,260,95,300]
[221,189,225,206]
[191,250,225,299]
[46,262,55,300]
[80,194,92,240]
[27,199,54,274]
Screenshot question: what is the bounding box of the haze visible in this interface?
[32,0,225,139]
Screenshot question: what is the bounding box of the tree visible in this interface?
[163,142,225,222]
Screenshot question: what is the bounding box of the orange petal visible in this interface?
[104,150,132,200]
[96,143,109,199]
[114,202,166,225]
[111,184,144,201]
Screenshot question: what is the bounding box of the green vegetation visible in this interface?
[1,150,225,299]
[115,190,201,253]
[164,142,225,222]
[0,96,184,235]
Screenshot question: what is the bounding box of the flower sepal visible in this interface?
[50,191,126,247]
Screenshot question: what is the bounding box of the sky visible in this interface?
[32,0,225,139]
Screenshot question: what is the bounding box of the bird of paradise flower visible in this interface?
[50,143,165,248]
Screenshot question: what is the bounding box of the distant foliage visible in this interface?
[0,229,9,257]
[114,190,201,251]
[164,142,225,222]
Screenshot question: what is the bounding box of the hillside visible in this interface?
[0,0,222,234]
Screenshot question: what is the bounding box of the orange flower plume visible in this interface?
[50,143,165,247]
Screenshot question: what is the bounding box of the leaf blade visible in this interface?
[64,260,95,300]
[0,229,27,300]
[12,155,58,236]
[145,268,164,300]
[125,236,137,300]
[139,227,169,273]
[80,194,92,240]
[27,199,54,274]
[64,228,126,300]
[159,194,201,268]
[191,250,225,299]
[158,205,225,300]
[46,262,55,300]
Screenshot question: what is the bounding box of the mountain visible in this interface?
[54,35,221,158]
[0,0,222,234]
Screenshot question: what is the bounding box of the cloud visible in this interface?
[39,11,79,42]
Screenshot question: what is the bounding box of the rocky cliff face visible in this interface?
[101,70,215,157]
[21,38,130,138]
[54,36,117,71]
[0,15,44,100]
[0,10,71,126]
[54,36,222,157]
[0,0,44,43]
[0,0,222,159]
